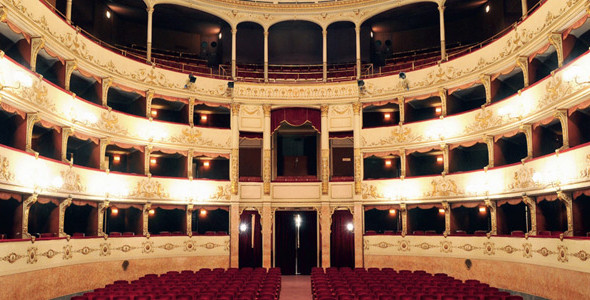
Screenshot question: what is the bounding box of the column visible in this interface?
[61,127,74,162]
[98,200,110,237]
[320,203,331,267]
[484,199,497,235]
[230,103,240,194]
[64,59,77,92]
[146,6,154,62]
[263,105,271,194]
[264,30,269,83]
[353,202,363,268]
[442,201,450,236]
[261,203,272,268]
[321,105,329,194]
[355,25,361,79]
[142,203,151,237]
[439,88,447,117]
[441,143,449,174]
[521,0,528,17]
[520,124,533,160]
[21,193,38,239]
[353,102,362,194]
[58,197,72,237]
[516,56,529,87]
[66,0,72,23]
[232,27,237,80]
[400,203,407,236]
[322,29,328,82]
[186,204,194,236]
[438,3,446,61]
[230,202,240,268]
[25,113,39,153]
[557,191,574,237]
[480,74,492,105]
[522,195,537,235]
[484,135,494,168]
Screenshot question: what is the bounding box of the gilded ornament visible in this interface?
[425,177,463,197]
[367,126,422,147]
[507,166,536,190]
[483,242,495,255]
[60,169,85,192]
[129,178,169,199]
[361,183,384,199]
[99,243,111,256]
[19,80,55,111]
[62,245,72,260]
[572,250,588,261]
[557,245,568,263]
[142,241,154,254]
[0,155,14,181]
[440,241,453,253]
[464,109,503,134]
[26,247,38,264]
[95,110,128,135]
[523,243,533,258]
[397,240,411,252]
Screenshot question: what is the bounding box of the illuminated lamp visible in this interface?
[106,10,111,19]
[151,109,158,117]
[370,31,374,38]
[385,160,392,167]
[479,206,487,213]
[485,3,490,13]
[389,209,396,215]
[201,115,208,121]
[439,208,445,214]
[149,209,155,216]
[150,158,157,165]
[200,209,207,216]
[113,155,121,163]
[203,161,210,167]
[240,223,247,232]
[219,32,222,39]
[346,223,354,232]
[435,107,442,114]
[384,113,391,120]
[111,207,118,215]
[436,156,443,163]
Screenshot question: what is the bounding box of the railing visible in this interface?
[38,0,547,82]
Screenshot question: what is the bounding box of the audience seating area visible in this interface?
[311,267,523,300]
[72,267,281,300]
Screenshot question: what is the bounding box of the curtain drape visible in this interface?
[271,108,321,133]
[274,211,317,275]
[330,210,355,268]
[239,210,263,268]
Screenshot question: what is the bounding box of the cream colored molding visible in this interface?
[442,200,450,236]
[263,149,271,195]
[548,32,564,68]
[399,149,406,178]
[101,77,112,107]
[484,198,497,235]
[186,204,194,237]
[97,200,110,237]
[522,195,537,236]
[21,193,38,239]
[25,112,39,153]
[99,138,110,171]
[187,149,194,179]
[556,191,574,237]
[480,74,492,105]
[555,109,569,150]
[29,36,44,72]
[143,203,151,237]
[231,148,239,195]
[400,203,407,236]
[441,143,449,174]
[484,135,494,168]
[520,124,533,161]
[354,148,362,194]
[145,145,152,176]
[58,197,72,238]
[145,89,154,119]
[516,56,529,88]
[439,88,447,117]
[398,96,405,124]
[61,127,74,162]
[64,59,77,92]
[321,148,329,195]
[188,97,195,126]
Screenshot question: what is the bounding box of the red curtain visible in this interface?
[271,108,321,133]
[329,131,353,139]
[239,210,263,268]
[240,132,263,139]
[274,211,317,275]
[330,210,355,268]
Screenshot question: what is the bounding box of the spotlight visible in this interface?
[389,209,396,215]
[185,74,196,89]
[149,209,155,216]
[240,223,247,232]
[399,72,409,90]
[150,158,157,165]
[439,208,445,214]
[228,81,234,89]
[111,207,118,215]
[295,214,302,228]
[200,209,207,216]
[151,109,158,117]
[399,72,406,80]
[346,223,354,232]
[479,206,487,213]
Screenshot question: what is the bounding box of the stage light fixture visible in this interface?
[346,223,354,232]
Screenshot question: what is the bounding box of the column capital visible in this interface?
[263,104,272,117]
[321,104,329,116]
[231,102,241,116]
[355,25,361,33]
[352,102,362,115]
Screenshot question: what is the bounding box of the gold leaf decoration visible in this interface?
[95,110,128,135]
[361,183,384,200]
[425,177,463,197]
[367,126,423,147]
[212,184,231,201]
[19,80,55,112]
[129,178,169,199]
[508,166,536,190]
[537,75,574,109]
[169,127,227,148]
[464,109,503,134]
[0,155,14,182]
[60,169,85,192]
[580,154,590,178]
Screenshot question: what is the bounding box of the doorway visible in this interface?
[239,210,262,268]
[274,210,317,275]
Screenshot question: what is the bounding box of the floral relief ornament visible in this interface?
[425,177,463,197]
[0,155,14,181]
[508,166,536,190]
[129,178,169,199]
[464,109,503,134]
[60,169,85,192]
[361,183,384,200]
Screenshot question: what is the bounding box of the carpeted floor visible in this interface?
[280,275,312,300]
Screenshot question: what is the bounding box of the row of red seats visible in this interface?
[311,267,523,300]
[73,267,281,300]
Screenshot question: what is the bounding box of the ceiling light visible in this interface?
[106,11,111,19]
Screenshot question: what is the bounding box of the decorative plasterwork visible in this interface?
[19,79,54,112]
[464,108,503,134]
[169,127,229,148]
[425,176,463,197]
[0,155,14,182]
[60,168,85,193]
[364,126,423,147]
[361,183,384,200]
[507,166,537,190]
[129,177,169,199]
[233,83,358,99]
[94,109,128,135]
[213,184,232,201]
[537,75,574,109]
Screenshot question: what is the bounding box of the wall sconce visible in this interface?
[106,10,111,19]
[111,207,118,215]
[435,107,442,114]
[151,109,158,117]
[240,223,247,232]
[201,115,208,121]
[384,113,391,120]
[148,209,155,216]
[389,209,396,215]
[436,156,443,163]
[479,206,487,213]
[203,161,210,168]
[113,155,121,163]
[438,208,445,214]
[150,158,157,165]
[346,223,354,232]
[385,160,392,167]
[200,209,207,216]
